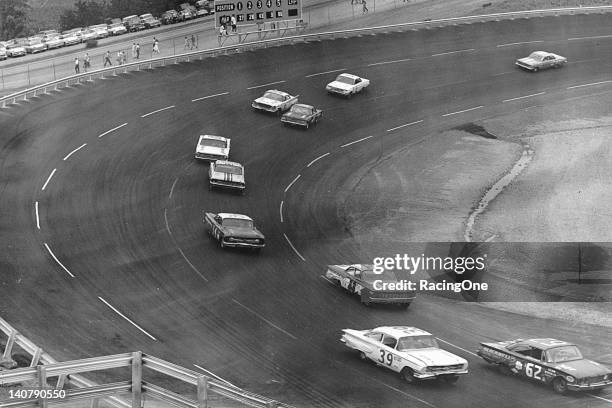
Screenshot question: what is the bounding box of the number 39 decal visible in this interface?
[379,349,393,366]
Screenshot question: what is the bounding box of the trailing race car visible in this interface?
[477,338,612,394]
[195,135,230,161]
[341,326,468,383]
[252,90,298,114]
[204,212,265,252]
[326,73,370,97]
[281,104,322,129]
[208,160,245,193]
[515,51,567,72]
[324,264,415,307]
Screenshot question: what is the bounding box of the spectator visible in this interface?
[117,50,123,65]
[84,53,90,71]
[152,37,160,55]
[103,50,112,67]
[136,43,141,59]
[132,43,137,59]
[231,15,237,32]
[191,34,197,49]
[184,36,190,50]
[362,0,368,13]
[121,50,127,65]
[74,57,80,74]
[219,24,227,37]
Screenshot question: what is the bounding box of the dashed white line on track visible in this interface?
[279,200,284,223]
[43,243,74,278]
[98,296,157,341]
[586,393,612,403]
[169,177,179,200]
[496,40,544,47]
[192,92,230,102]
[567,80,612,89]
[193,364,239,388]
[177,246,208,282]
[98,122,128,138]
[367,58,411,66]
[442,105,483,117]
[41,168,56,191]
[63,143,87,161]
[305,68,346,78]
[284,174,301,193]
[431,48,474,57]
[568,34,612,41]
[306,152,330,167]
[283,233,306,262]
[386,119,423,132]
[35,201,40,230]
[232,299,298,340]
[502,92,545,103]
[141,105,175,118]
[436,337,479,357]
[247,80,286,90]
[340,135,373,148]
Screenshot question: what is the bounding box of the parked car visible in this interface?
[204,212,265,252]
[6,43,26,57]
[89,24,109,38]
[196,0,214,15]
[178,9,194,20]
[123,15,144,32]
[0,45,8,60]
[516,51,567,72]
[194,135,230,161]
[326,73,370,97]
[43,35,64,49]
[281,103,322,128]
[140,15,161,29]
[24,37,47,53]
[61,31,81,46]
[252,90,298,114]
[107,22,127,36]
[161,10,180,24]
[79,29,98,42]
[208,160,245,193]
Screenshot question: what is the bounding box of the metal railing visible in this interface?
[1,5,612,108]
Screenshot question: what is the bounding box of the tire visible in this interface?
[359,351,367,361]
[440,375,459,384]
[552,377,568,394]
[305,122,309,129]
[400,367,416,383]
[219,237,225,248]
[533,67,539,72]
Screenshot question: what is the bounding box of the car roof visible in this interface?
[529,51,550,58]
[218,213,253,221]
[199,134,229,142]
[517,338,575,349]
[338,73,359,79]
[373,326,432,338]
[214,160,243,168]
[292,103,314,109]
[264,89,289,97]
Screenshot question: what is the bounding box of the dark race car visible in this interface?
[280,103,322,129]
[478,338,612,394]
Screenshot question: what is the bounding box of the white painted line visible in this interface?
[169,177,178,200]
[320,275,335,284]
[98,122,128,138]
[306,152,330,167]
[63,143,87,161]
[442,105,483,117]
[98,296,157,341]
[35,201,40,230]
[502,92,545,103]
[164,208,172,236]
[496,40,544,47]
[305,68,346,78]
[43,243,75,278]
[279,200,284,223]
[41,168,56,191]
[367,58,411,67]
[192,92,229,102]
[177,247,209,282]
[283,233,306,262]
[193,364,239,388]
[386,119,423,132]
[340,135,373,148]
[141,105,175,118]
[567,80,612,89]
[246,80,286,90]
[284,174,301,193]
[587,393,612,403]
[382,384,437,408]
[568,34,612,41]
[232,299,298,340]
[431,48,474,57]
[436,337,479,357]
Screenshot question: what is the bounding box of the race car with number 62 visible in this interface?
[477,338,612,394]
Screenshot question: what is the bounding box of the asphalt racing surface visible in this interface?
[2,13,612,408]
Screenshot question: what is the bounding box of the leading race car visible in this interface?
[341,326,468,383]
[515,51,567,72]
[194,135,230,161]
[477,338,612,394]
[252,90,298,114]
[326,73,370,97]
[280,103,322,129]
[204,212,265,252]
[208,160,245,193]
[324,264,415,307]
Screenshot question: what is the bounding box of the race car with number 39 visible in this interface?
[341,326,468,383]
[252,90,298,114]
[477,338,612,394]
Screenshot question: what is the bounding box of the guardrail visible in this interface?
[0,317,289,408]
[1,5,612,109]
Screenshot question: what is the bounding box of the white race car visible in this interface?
[326,73,370,97]
[341,326,468,383]
[515,51,567,72]
[209,160,245,193]
[195,135,230,161]
[252,90,298,114]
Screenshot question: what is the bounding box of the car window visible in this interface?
[291,105,312,115]
[509,344,543,360]
[396,335,439,351]
[200,138,227,148]
[222,218,253,229]
[355,78,361,83]
[365,332,383,342]
[382,335,397,349]
[546,346,583,363]
[336,75,355,85]
[263,92,284,102]
[214,164,243,175]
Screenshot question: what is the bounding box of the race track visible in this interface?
[1,13,612,408]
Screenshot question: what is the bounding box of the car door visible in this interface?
[341,266,357,292]
[378,335,399,372]
[509,345,546,383]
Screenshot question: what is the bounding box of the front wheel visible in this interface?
[359,351,367,361]
[400,367,416,383]
[552,377,568,394]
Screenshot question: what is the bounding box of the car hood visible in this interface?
[222,227,263,238]
[554,359,612,378]
[517,57,538,66]
[254,97,282,107]
[211,171,244,183]
[197,145,228,156]
[283,111,309,120]
[400,348,466,367]
[327,81,352,90]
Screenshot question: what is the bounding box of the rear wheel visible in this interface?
[552,377,568,394]
[359,351,367,361]
[400,367,416,383]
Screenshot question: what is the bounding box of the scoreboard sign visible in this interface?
[214,0,302,27]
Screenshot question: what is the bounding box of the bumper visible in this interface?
[195,153,227,161]
[326,88,350,95]
[252,103,278,112]
[222,241,265,248]
[281,117,308,127]
[568,381,612,391]
[414,370,469,379]
[210,180,245,190]
[515,62,537,71]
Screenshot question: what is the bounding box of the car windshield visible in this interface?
[291,105,312,115]
[335,75,355,85]
[200,138,226,148]
[528,52,545,61]
[263,92,284,101]
[396,335,439,351]
[222,218,253,228]
[547,346,583,363]
[215,164,242,175]
[359,267,399,283]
